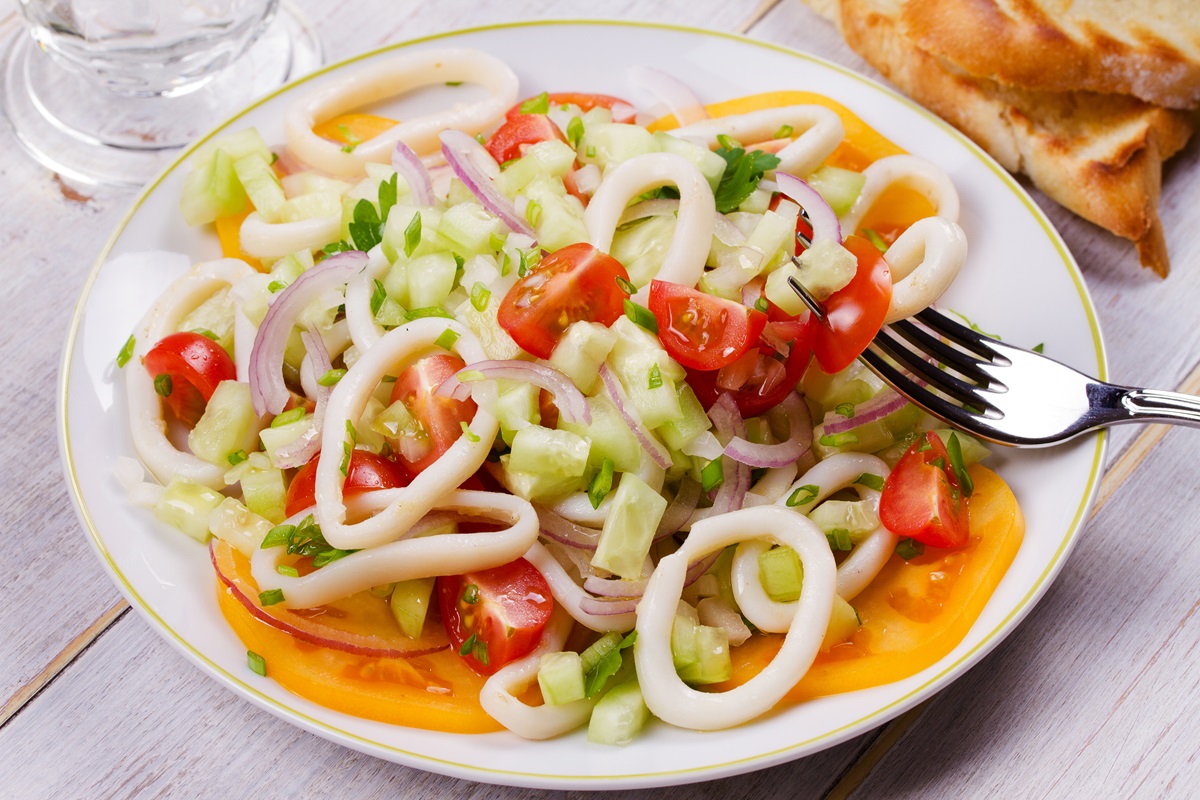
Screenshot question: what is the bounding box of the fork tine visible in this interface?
[859,348,994,431]
[887,318,997,386]
[913,308,1006,361]
[869,329,1001,412]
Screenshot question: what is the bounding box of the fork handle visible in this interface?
[1095,384,1200,429]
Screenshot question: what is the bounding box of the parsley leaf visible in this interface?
[584,631,637,698]
[348,199,382,251]
[378,173,398,223]
[713,139,780,213]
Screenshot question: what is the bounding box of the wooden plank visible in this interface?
[0,614,873,798]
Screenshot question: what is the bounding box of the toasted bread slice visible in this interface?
[902,0,1200,110]
[803,0,1195,275]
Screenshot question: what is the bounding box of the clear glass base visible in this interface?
[0,3,322,189]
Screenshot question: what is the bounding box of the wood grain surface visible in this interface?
[2,0,1198,797]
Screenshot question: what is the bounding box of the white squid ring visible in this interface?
[285,48,519,178]
[881,217,968,323]
[238,211,342,259]
[314,319,499,550]
[523,542,637,633]
[840,154,960,233]
[634,505,836,731]
[126,258,255,489]
[343,245,391,354]
[672,105,845,178]
[585,152,715,304]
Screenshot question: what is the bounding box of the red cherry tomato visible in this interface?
[685,314,817,418]
[484,113,567,164]
[648,280,768,371]
[496,243,630,359]
[390,355,478,474]
[143,332,236,426]
[810,235,893,374]
[506,92,636,123]
[437,558,554,675]
[284,451,411,518]
[879,431,970,548]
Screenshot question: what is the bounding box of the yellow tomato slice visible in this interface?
[711,465,1024,701]
[312,113,400,147]
[214,209,261,272]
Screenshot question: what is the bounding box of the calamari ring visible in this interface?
[343,246,391,354]
[881,216,967,323]
[840,154,960,233]
[238,211,341,259]
[672,104,845,178]
[523,542,637,633]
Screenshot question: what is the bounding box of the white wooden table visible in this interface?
[3,0,1199,796]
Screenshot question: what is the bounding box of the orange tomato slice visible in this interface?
[312,113,399,147]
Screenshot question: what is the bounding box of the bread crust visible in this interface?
[807,0,1195,275]
[901,0,1200,110]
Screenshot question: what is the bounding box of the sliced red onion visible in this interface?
[440,129,535,239]
[724,392,813,468]
[583,575,648,598]
[391,141,434,207]
[436,360,590,425]
[684,550,722,589]
[271,327,333,469]
[822,386,908,435]
[776,172,841,245]
[628,66,708,126]
[598,365,673,470]
[707,394,751,516]
[610,102,637,124]
[536,504,601,551]
[656,478,701,539]
[249,250,367,416]
[579,596,639,616]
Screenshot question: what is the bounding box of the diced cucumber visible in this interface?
[234,152,286,220]
[191,127,272,170]
[671,616,732,685]
[389,577,436,639]
[615,349,682,430]
[188,381,265,466]
[577,123,658,170]
[747,205,798,270]
[813,403,922,458]
[822,595,861,651]
[808,499,880,543]
[437,202,504,256]
[806,165,866,217]
[208,497,273,558]
[382,205,445,262]
[502,455,583,501]
[178,287,236,354]
[592,473,667,580]
[496,139,578,195]
[655,383,711,452]
[587,680,649,746]
[446,176,477,207]
[406,251,458,309]
[258,416,312,464]
[794,239,857,298]
[758,545,803,602]
[538,651,586,706]
[801,359,886,409]
[548,321,618,394]
[180,147,246,226]
[494,382,541,447]
[522,175,588,252]
[266,249,312,293]
[271,192,341,224]
[281,171,351,198]
[739,187,773,214]
[238,460,287,523]
[154,477,224,543]
[610,216,675,290]
[508,425,590,480]
[558,396,642,474]
[609,316,685,382]
[653,132,727,191]
[580,631,625,674]
[453,286,525,361]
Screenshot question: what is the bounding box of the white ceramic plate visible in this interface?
[59,20,1106,790]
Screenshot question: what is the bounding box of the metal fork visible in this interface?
[787,276,1200,446]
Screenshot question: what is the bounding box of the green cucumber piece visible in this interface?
[758,545,803,602]
[587,680,650,746]
[234,152,286,220]
[496,139,578,195]
[537,651,586,706]
[436,202,504,256]
[180,147,247,226]
[655,383,711,452]
[548,321,618,395]
[806,165,866,217]
[591,473,667,580]
[610,216,676,291]
[188,381,264,467]
[406,251,458,309]
[522,175,588,252]
[154,477,224,543]
[577,123,658,170]
[807,499,880,543]
[389,577,436,639]
[508,425,590,480]
[558,396,642,474]
[822,594,861,650]
[654,132,727,191]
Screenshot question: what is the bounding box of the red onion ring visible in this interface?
[436,360,591,425]
[707,394,751,515]
[684,550,722,589]
[271,326,333,469]
[536,504,601,551]
[776,172,841,245]
[439,129,535,239]
[583,575,648,599]
[249,250,367,416]
[391,141,435,206]
[821,385,909,435]
[598,365,673,470]
[628,66,708,126]
[723,392,813,468]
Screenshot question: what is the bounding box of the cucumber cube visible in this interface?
[188,380,265,467]
[154,477,224,543]
[508,425,590,480]
[587,680,649,746]
[406,252,458,309]
[558,396,641,474]
[548,321,618,394]
[592,473,667,580]
[537,651,586,706]
[758,545,804,602]
[389,577,436,639]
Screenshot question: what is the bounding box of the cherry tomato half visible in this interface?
[437,558,554,675]
[810,234,893,374]
[284,450,411,518]
[496,243,630,359]
[143,332,236,426]
[648,280,768,371]
[484,113,567,164]
[879,431,970,548]
[390,355,477,474]
[506,92,636,123]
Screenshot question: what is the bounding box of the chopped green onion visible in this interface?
[261,523,294,549]
[227,450,248,466]
[895,538,925,560]
[460,420,481,443]
[267,280,287,293]
[1033,342,1045,354]
[526,200,542,226]
[473,638,489,665]
[459,633,477,655]
[470,281,491,312]
[340,420,357,476]
[929,456,946,471]
[754,297,769,312]
[615,275,636,295]
[380,374,397,382]
[826,528,853,551]
[271,407,305,428]
[475,132,485,145]
[258,588,285,606]
[947,309,1001,340]
[401,213,421,258]
[445,80,463,86]
[434,328,461,351]
[585,145,596,159]
[154,374,172,397]
[247,650,267,676]
[191,328,219,341]
[819,431,858,447]
[318,368,346,387]
[946,433,974,496]
[370,279,387,316]
[648,363,663,390]
[461,584,480,605]
[567,116,585,148]
[276,564,299,578]
[312,548,353,568]
[786,484,819,507]
[716,133,741,150]
[588,458,615,509]
[835,402,855,418]
[774,124,794,138]
[323,240,351,255]
[116,334,136,368]
[519,92,549,114]
[405,306,455,320]
[701,457,725,492]
[863,228,889,252]
[916,437,933,453]
[624,299,658,333]
[854,472,886,491]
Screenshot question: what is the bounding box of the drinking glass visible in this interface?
[0,0,322,187]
